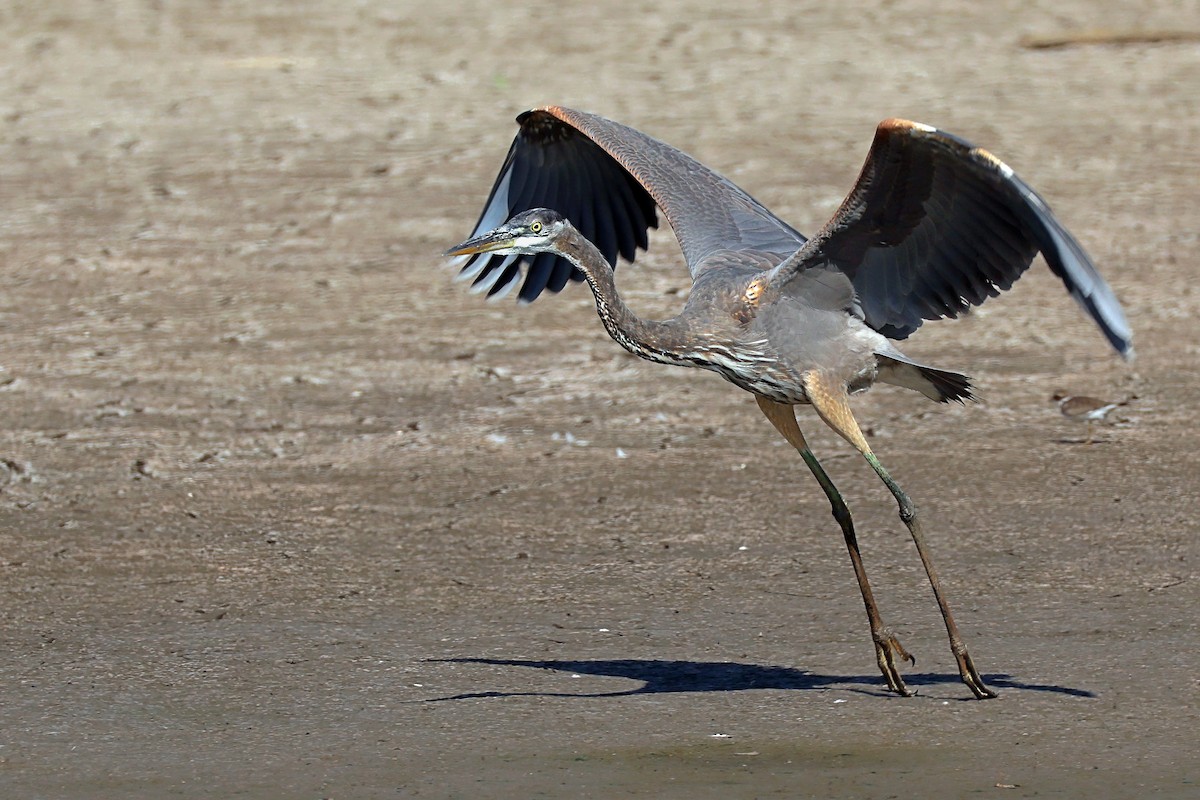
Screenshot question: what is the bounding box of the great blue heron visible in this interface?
[445,106,1133,699]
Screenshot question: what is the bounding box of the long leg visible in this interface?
[756,395,914,696]
[802,374,997,700]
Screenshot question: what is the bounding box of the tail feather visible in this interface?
[876,353,974,404]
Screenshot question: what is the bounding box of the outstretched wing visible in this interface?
[451,106,806,302]
[768,119,1133,357]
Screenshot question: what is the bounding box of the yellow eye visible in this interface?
[530,221,542,234]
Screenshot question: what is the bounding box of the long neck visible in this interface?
[556,227,690,365]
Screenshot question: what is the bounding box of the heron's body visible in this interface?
[446,106,1132,699]
[570,229,964,406]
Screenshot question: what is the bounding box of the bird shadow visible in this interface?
[423,657,1094,702]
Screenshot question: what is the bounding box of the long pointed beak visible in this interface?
[444,228,515,257]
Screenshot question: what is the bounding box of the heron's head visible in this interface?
[445,208,568,257]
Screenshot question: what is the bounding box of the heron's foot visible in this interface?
[953,644,998,699]
[873,630,915,696]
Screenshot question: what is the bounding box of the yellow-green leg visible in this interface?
[801,374,997,700]
[757,396,914,696]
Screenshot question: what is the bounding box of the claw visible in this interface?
[874,630,915,696]
[888,632,916,666]
[957,650,999,699]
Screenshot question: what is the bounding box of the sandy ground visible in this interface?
[2,1,1199,797]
